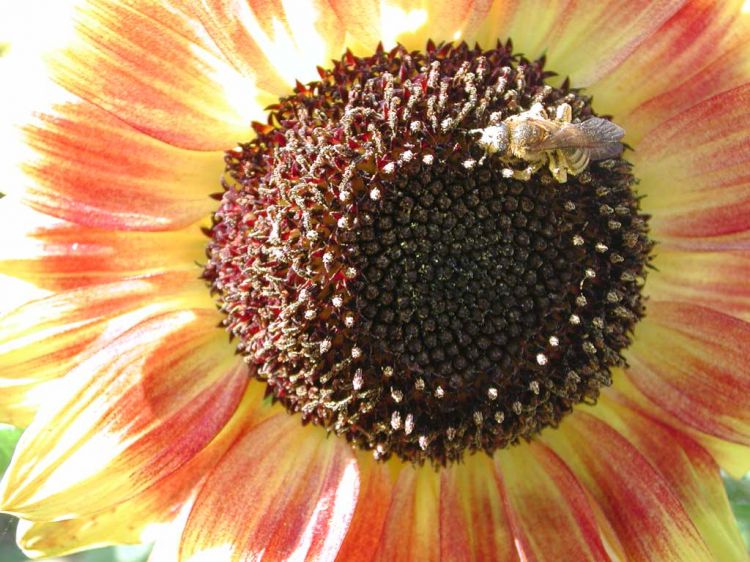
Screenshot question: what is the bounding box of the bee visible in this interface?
[471,103,625,183]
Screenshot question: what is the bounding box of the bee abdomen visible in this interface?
[565,148,590,175]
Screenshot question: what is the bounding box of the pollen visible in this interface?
[203,41,652,465]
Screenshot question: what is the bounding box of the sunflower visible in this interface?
[1,0,750,560]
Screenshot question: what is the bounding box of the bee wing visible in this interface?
[577,118,625,160]
[533,117,625,160]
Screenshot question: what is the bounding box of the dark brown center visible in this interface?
[203,41,652,465]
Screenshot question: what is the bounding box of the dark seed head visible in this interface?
[203,41,653,465]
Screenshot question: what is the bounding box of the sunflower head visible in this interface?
[203,41,653,464]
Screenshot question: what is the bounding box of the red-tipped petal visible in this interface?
[626,301,750,446]
[609,372,750,479]
[592,395,747,561]
[374,466,440,562]
[0,205,205,292]
[20,99,223,231]
[182,0,345,94]
[14,382,272,559]
[0,273,198,383]
[589,0,750,141]
[0,309,245,520]
[46,1,263,150]
[440,454,518,562]
[179,413,359,562]
[0,273,204,425]
[647,250,750,320]
[634,85,750,245]
[542,411,712,561]
[496,444,610,562]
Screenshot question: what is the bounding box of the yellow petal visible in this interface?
[329,0,494,54]
[335,453,395,562]
[627,301,750,448]
[20,98,223,231]
[589,0,750,142]
[612,368,750,478]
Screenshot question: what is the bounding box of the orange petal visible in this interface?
[440,454,518,562]
[329,0,493,54]
[591,395,747,562]
[179,413,359,562]
[496,444,609,562]
[0,309,245,520]
[20,99,223,231]
[0,205,205,291]
[588,0,750,141]
[335,453,394,562]
[633,85,750,245]
[542,411,712,561]
[0,273,202,425]
[646,250,750,320]
[182,0,345,94]
[626,301,750,446]
[373,465,439,562]
[477,0,685,86]
[46,1,262,150]
[14,381,271,559]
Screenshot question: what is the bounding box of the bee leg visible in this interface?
[555,103,573,123]
[516,167,533,181]
[528,159,544,176]
[547,152,568,183]
[508,159,544,181]
[501,167,526,180]
[549,153,568,183]
[552,168,568,183]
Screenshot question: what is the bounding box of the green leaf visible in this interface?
[0,424,24,473]
[724,471,750,550]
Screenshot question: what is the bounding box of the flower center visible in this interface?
[203,42,652,465]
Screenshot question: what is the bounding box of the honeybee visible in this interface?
[472,103,625,183]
